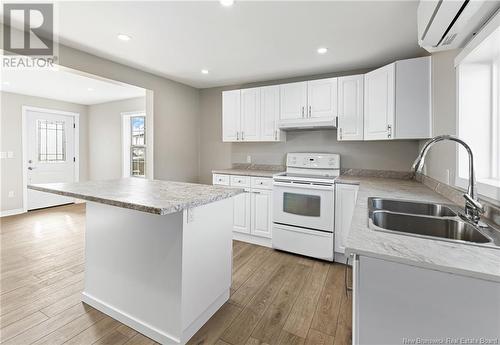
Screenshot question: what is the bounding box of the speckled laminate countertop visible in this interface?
[28,178,243,215]
[212,168,284,178]
[336,176,500,282]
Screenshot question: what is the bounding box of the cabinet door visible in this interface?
[364,64,395,140]
[280,82,307,121]
[240,88,261,141]
[222,90,241,142]
[251,189,272,238]
[307,77,338,119]
[233,191,251,234]
[334,183,359,254]
[338,75,364,141]
[260,85,281,141]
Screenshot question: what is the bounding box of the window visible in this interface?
[38,120,66,162]
[130,116,146,177]
[456,20,500,201]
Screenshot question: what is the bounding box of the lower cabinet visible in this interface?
[334,182,359,261]
[214,174,273,246]
[352,254,500,344]
[233,190,251,234]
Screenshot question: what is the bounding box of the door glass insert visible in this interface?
[38,120,66,162]
[283,192,321,217]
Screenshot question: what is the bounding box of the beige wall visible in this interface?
[0,91,89,212]
[421,50,460,184]
[58,45,201,183]
[88,97,145,181]
[199,80,420,184]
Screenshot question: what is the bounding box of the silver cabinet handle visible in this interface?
[28,166,36,170]
[242,131,244,140]
[274,130,278,141]
[339,128,343,140]
[236,132,240,140]
[301,106,305,118]
[345,254,353,296]
[335,116,339,128]
[387,124,392,138]
[309,105,312,117]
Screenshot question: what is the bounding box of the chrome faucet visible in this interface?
[412,135,484,223]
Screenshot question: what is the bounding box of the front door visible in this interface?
[26,108,77,210]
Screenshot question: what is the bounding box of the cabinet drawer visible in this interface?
[230,175,251,188]
[251,177,272,190]
[213,174,230,186]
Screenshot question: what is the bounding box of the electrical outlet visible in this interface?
[246,155,251,164]
[8,191,14,198]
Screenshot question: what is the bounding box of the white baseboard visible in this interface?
[0,208,25,217]
[82,292,180,345]
[82,289,230,345]
[232,232,272,248]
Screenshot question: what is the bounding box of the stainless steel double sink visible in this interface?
[368,197,500,248]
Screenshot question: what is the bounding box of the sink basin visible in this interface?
[371,211,491,243]
[369,198,456,217]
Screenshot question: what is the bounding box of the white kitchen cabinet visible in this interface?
[222,90,241,142]
[308,77,338,120]
[260,85,285,142]
[279,81,308,122]
[251,189,272,238]
[233,191,251,234]
[334,183,359,257]
[352,254,500,344]
[213,174,273,246]
[222,87,284,142]
[240,88,261,141]
[364,56,431,140]
[279,78,338,129]
[364,63,395,140]
[338,75,364,141]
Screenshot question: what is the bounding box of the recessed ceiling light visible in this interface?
[317,47,328,54]
[220,0,234,7]
[117,34,131,41]
[201,69,209,74]
[87,87,94,91]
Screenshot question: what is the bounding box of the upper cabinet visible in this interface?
[222,87,285,142]
[222,57,431,142]
[338,75,364,141]
[279,78,338,129]
[364,56,432,140]
[222,90,241,142]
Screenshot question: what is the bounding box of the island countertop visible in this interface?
[337,176,500,282]
[28,178,243,215]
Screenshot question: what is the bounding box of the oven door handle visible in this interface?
[272,181,335,191]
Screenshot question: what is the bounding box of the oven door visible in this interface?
[273,181,334,232]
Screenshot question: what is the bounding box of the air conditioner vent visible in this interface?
[442,33,458,45]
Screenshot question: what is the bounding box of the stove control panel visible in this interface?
[286,153,340,169]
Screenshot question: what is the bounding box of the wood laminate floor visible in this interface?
[0,203,352,345]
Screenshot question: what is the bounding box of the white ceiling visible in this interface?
[0,68,146,105]
[53,1,426,88]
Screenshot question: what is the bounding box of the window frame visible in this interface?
[121,111,146,178]
[129,115,146,178]
[455,16,500,202]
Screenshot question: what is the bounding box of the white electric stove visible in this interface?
[272,153,340,261]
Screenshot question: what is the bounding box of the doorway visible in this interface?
[23,106,79,211]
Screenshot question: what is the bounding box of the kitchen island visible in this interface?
[29,178,242,345]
